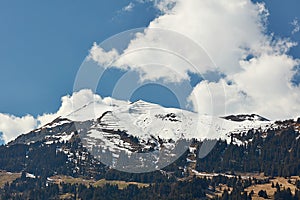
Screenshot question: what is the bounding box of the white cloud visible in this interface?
[232,53,300,119]
[135,0,176,13]
[37,89,102,125]
[0,114,37,143]
[89,0,300,119]
[123,2,135,12]
[121,0,270,74]
[188,80,250,117]
[0,89,102,144]
[154,0,176,13]
[291,18,300,35]
[90,0,274,80]
[88,42,119,67]
[190,53,300,120]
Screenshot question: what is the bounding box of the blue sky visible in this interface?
[0,0,157,117]
[258,0,300,55]
[0,0,299,117]
[0,0,299,118]
[1,0,300,143]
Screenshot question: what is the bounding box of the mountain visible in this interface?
[6,99,299,174]
[11,99,274,146]
[9,99,276,172]
[1,99,300,199]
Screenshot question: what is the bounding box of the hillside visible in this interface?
[1,100,300,199]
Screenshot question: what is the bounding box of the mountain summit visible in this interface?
[8,98,281,173]
[11,98,274,148]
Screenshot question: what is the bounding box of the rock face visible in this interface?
[222,114,269,122]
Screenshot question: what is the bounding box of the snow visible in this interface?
[65,98,129,122]
[189,147,197,153]
[58,132,74,143]
[45,141,54,145]
[232,138,244,146]
[43,132,74,145]
[186,158,196,163]
[24,97,276,155]
[58,98,274,147]
[26,173,36,179]
[86,129,133,154]
[44,119,71,129]
[191,170,235,178]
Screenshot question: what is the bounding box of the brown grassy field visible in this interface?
[59,193,74,200]
[49,175,149,190]
[0,171,21,188]
[244,176,300,199]
[93,179,149,189]
[194,172,299,199]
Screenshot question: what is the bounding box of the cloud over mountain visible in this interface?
[0,90,101,143]
[0,114,37,143]
[1,0,300,144]
[90,0,300,119]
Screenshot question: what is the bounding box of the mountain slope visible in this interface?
[3,98,300,178]
[8,99,279,173]
[12,98,274,146]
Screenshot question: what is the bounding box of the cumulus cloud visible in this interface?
[0,89,102,144]
[188,80,248,117]
[122,2,135,12]
[88,43,119,67]
[232,53,300,119]
[190,56,300,119]
[135,0,176,12]
[89,0,300,120]
[90,0,277,81]
[92,0,271,77]
[37,89,102,125]
[291,18,300,35]
[0,114,37,143]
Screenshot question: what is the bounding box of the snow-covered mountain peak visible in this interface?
[11,97,278,152]
[31,97,274,145]
[10,97,285,172]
